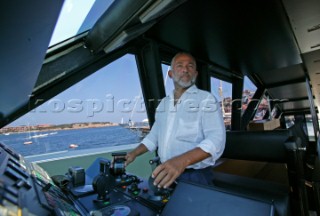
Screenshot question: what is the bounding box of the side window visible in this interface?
[242,76,257,115]
[305,114,315,141]
[284,115,295,128]
[210,77,232,130]
[161,64,174,95]
[286,114,315,142]
[253,94,270,120]
[1,54,148,156]
[270,106,279,119]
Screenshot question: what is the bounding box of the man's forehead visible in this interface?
[174,55,196,64]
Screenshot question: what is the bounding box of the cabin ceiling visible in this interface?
[282,0,320,116]
[146,0,302,73]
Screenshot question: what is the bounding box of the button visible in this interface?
[143,188,148,193]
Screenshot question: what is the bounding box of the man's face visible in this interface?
[169,54,198,88]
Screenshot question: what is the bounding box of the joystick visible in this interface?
[147,157,175,202]
[92,159,115,203]
[147,176,173,201]
[92,174,112,202]
[111,152,126,176]
[110,152,141,187]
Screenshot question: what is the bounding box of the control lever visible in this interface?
[147,156,174,201]
[110,152,141,187]
[149,156,160,171]
[92,159,115,203]
[147,176,174,201]
[111,152,127,176]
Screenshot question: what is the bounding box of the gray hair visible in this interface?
[170,52,197,69]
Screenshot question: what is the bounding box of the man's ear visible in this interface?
[168,70,173,78]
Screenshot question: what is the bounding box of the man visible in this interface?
[126,52,226,188]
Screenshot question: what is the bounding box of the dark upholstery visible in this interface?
[212,172,290,216]
[214,130,298,216]
[222,130,291,163]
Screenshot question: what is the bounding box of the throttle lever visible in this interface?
[149,156,160,171]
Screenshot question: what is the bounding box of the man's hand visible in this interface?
[125,143,149,167]
[125,152,136,167]
[152,156,187,189]
[152,147,211,188]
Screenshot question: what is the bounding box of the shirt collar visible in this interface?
[169,84,198,99]
[185,84,198,94]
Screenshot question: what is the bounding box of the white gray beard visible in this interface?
[174,76,196,88]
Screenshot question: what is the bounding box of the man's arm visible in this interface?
[152,147,211,188]
[125,143,149,166]
[125,109,161,167]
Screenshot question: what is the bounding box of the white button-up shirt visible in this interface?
[142,85,226,169]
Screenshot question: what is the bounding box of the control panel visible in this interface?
[0,143,66,215]
[0,144,173,216]
[1,142,275,216]
[73,153,174,215]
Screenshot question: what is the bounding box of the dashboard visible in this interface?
[0,143,275,216]
[0,143,172,216]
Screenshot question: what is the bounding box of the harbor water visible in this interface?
[0,126,141,157]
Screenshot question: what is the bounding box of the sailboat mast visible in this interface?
[218,80,225,117]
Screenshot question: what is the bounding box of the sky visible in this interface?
[8,0,257,127]
[11,55,148,126]
[49,0,113,46]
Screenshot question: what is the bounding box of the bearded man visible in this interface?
[126,52,226,188]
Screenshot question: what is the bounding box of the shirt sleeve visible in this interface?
[141,98,164,152]
[197,94,226,164]
[141,119,159,152]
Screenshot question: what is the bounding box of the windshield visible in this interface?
[0,54,149,157]
[49,0,114,46]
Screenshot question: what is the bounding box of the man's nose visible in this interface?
[181,65,189,73]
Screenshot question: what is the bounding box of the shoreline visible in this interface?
[0,122,120,135]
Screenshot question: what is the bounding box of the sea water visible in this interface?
[0,126,141,156]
